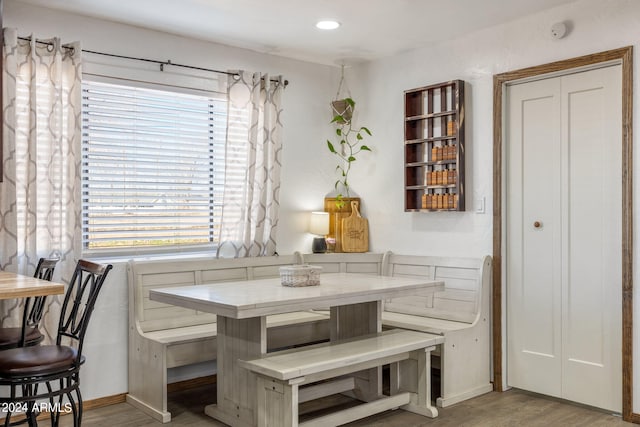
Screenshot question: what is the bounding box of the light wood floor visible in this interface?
[45,384,632,427]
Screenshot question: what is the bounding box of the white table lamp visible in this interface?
[309,212,329,253]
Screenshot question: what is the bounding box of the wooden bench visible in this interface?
[126,254,331,423]
[381,253,493,407]
[240,329,444,427]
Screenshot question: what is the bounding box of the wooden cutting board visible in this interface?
[341,201,369,253]
[324,197,359,252]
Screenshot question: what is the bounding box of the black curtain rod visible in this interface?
[17,36,289,87]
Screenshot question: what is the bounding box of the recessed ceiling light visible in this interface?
[316,20,341,30]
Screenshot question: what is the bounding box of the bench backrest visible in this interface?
[300,253,384,275]
[128,254,302,333]
[382,253,492,324]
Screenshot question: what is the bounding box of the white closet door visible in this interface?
[506,77,563,398]
[506,65,622,412]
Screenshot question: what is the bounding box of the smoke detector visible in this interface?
[551,22,567,39]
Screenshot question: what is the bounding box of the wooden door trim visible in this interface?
[492,46,633,421]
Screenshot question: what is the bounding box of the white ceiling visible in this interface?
[22,0,579,65]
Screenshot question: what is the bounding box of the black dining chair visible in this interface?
[0,258,60,351]
[0,259,112,427]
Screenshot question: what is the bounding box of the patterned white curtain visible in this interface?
[0,29,82,341]
[217,71,284,258]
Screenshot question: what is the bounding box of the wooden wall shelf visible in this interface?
[404,80,465,212]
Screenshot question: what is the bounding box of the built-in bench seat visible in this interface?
[240,329,444,427]
[381,312,476,334]
[127,254,331,423]
[380,253,493,407]
[143,323,217,346]
[139,311,330,369]
[143,311,329,346]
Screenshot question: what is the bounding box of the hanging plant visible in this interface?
[326,97,372,208]
[331,64,353,125]
[331,99,353,125]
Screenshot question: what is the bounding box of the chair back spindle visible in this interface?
[18,257,60,347]
[56,259,112,363]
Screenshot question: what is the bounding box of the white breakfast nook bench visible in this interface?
[240,329,444,427]
[127,252,492,424]
[379,253,493,407]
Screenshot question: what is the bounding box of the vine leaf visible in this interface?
[327,140,336,153]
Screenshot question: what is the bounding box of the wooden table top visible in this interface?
[0,271,65,300]
[150,272,444,319]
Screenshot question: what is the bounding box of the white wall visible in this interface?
[7,0,640,413]
[354,0,640,412]
[5,0,340,400]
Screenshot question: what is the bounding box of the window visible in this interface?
[81,79,232,254]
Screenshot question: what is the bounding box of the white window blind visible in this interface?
[81,79,233,253]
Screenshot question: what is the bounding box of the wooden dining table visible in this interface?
[0,271,65,300]
[150,272,444,427]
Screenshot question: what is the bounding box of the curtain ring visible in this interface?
[49,38,59,53]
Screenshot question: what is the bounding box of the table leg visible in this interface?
[205,315,267,427]
[330,301,382,401]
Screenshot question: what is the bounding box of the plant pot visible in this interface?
[331,99,353,124]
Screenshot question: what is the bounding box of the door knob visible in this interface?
[533,221,542,228]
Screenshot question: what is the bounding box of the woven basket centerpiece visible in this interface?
[279,265,322,287]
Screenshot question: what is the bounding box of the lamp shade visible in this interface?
[309,211,329,236]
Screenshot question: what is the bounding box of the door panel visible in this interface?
[506,65,622,412]
[506,77,562,397]
[561,66,622,411]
